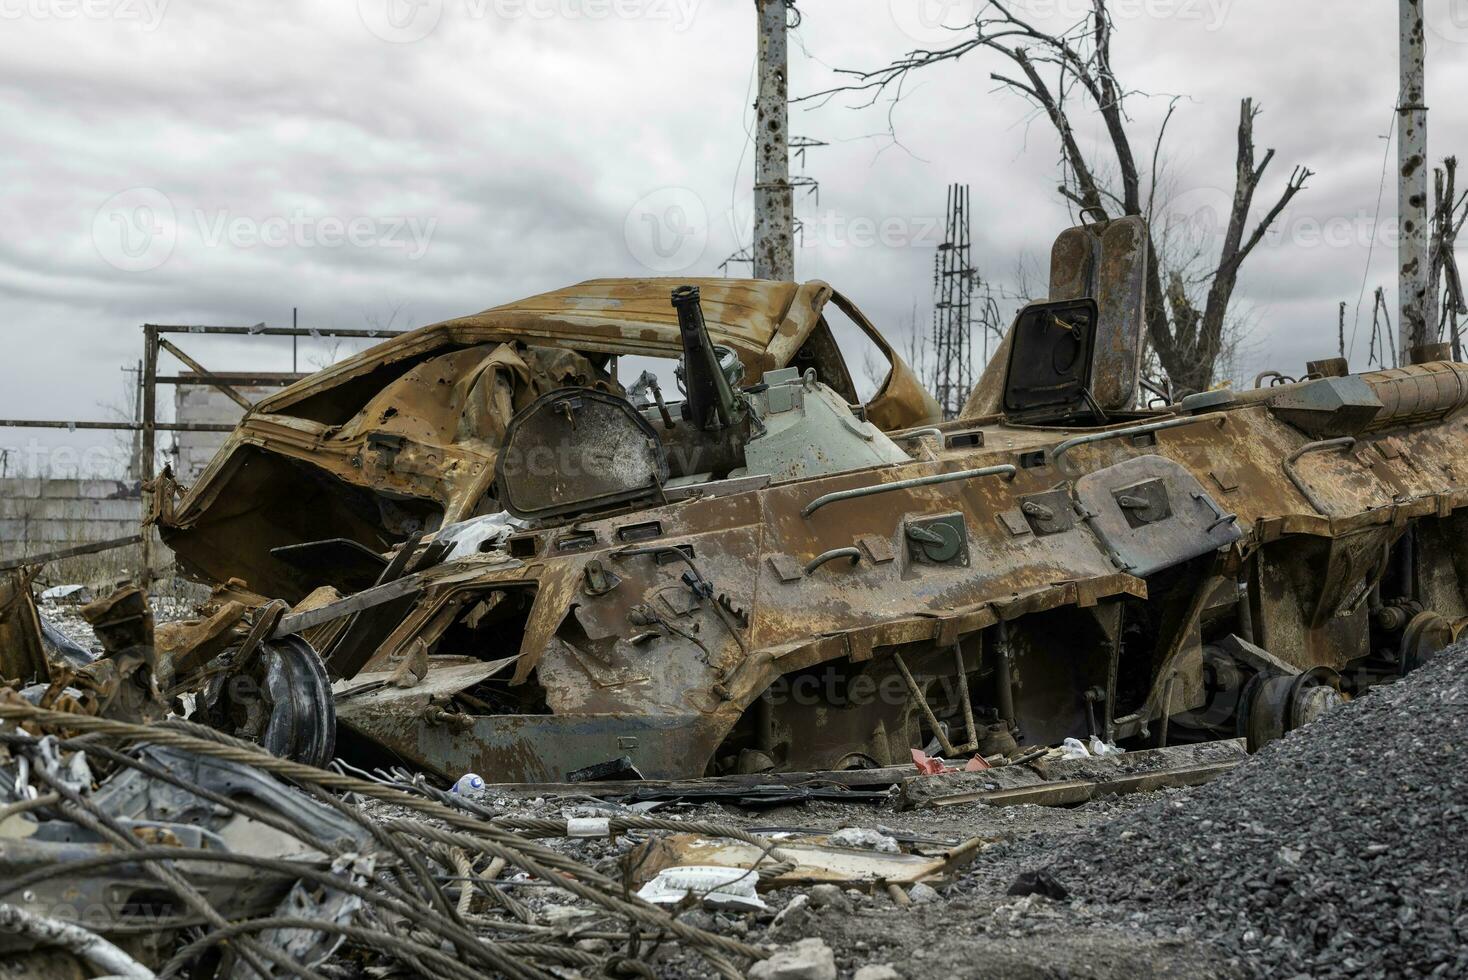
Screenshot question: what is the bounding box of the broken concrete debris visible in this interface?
[905,882,943,905]
[826,827,900,853]
[748,938,837,980]
[852,966,901,980]
[2,214,1466,976]
[38,584,92,606]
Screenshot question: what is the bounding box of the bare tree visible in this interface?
[305,304,411,372]
[806,0,1312,394]
[1368,286,1397,369]
[1429,157,1468,359]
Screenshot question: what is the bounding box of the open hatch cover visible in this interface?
[495,387,670,520]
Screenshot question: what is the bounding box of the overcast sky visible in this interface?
[1,0,1465,476]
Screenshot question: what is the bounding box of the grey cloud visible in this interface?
[0,0,1463,475]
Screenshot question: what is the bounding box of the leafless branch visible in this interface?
[1145,97,1181,223]
[806,0,1311,392]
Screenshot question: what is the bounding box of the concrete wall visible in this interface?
[0,376,306,561]
[0,478,142,552]
[173,376,303,483]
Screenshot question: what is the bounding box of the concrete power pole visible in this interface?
[128,360,143,481]
[753,0,793,281]
[1398,0,1430,361]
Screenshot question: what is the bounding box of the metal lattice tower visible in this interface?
[932,184,977,419]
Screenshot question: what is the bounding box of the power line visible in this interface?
[1349,99,1399,363]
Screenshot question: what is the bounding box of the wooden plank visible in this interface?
[480,765,920,798]
[1090,760,1243,797]
[928,779,1097,809]
[923,759,1244,809]
[628,833,973,889]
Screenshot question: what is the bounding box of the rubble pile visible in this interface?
[1047,643,1468,978]
[0,702,768,979]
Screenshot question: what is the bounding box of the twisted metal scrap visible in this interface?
[0,701,764,979]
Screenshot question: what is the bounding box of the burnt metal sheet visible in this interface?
[258,279,817,417]
[1075,455,1243,577]
[1092,217,1148,412]
[338,706,710,783]
[496,387,668,520]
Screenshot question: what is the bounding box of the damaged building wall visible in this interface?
[173,374,305,483]
[0,479,141,556]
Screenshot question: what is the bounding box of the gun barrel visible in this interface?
[671,285,737,430]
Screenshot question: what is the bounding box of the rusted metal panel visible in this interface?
[256,278,818,420]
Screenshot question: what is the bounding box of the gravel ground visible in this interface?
[1038,641,1468,979]
[478,645,1468,978]
[34,584,1465,978]
[39,586,198,655]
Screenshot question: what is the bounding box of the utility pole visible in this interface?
[753,0,793,281]
[1398,0,1430,361]
[126,360,143,481]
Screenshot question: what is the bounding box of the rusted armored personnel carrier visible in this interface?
[157,218,1468,782]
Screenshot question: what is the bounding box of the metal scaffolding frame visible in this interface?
[0,322,404,579]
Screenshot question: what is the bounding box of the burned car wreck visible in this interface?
[131,226,1468,785]
[154,278,939,601]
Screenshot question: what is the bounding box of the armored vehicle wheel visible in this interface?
[1400,611,1454,675]
[203,636,336,767]
[1238,667,1343,752]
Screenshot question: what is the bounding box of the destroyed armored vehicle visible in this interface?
[155,219,1468,784]
[155,279,940,599]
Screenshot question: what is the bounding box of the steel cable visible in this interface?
[0,701,764,977]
